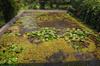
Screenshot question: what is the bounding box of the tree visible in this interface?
[70,0,100,31]
[0,0,18,22]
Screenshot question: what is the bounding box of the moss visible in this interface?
[0,12,98,63]
[81,39,96,52]
[0,32,96,63]
[17,43,36,63]
[31,38,96,62]
[7,26,20,33]
[64,14,94,33]
[36,13,66,22]
[64,54,78,62]
[0,34,35,63]
[0,34,21,47]
[94,48,100,59]
[36,12,94,33]
[31,38,75,63]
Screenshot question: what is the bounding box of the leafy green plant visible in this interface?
[0,43,23,64]
[64,28,89,41]
[70,0,100,31]
[0,51,18,64]
[64,28,90,51]
[8,43,23,53]
[27,27,59,42]
[96,34,100,41]
[4,32,21,36]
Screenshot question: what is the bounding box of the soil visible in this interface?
[74,52,95,61]
[28,36,42,44]
[88,34,100,47]
[38,20,80,29]
[36,12,81,29]
[47,51,69,63]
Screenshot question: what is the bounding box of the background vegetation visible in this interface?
[70,0,100,32]
[0,0,100,32]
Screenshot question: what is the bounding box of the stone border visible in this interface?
[22,10,67,12]
[0,10,67,36]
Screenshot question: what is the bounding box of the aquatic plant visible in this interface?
[0,43,23,64]
[27,27,59,42]
[64,28,90,51]
[64,28,89,41]
[8,44,23,53]
[96,34,100,42]
[0,52,18,64]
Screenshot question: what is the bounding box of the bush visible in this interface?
[0,0,18,22]
[14,0,70,9]
[70,0,100,32]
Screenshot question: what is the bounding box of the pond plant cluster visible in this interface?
[0,12,100,64]
[27,27,90,51]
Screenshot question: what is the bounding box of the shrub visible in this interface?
[70,0,100,32]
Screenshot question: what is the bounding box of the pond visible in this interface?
[0,10,100,64]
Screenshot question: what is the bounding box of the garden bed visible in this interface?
[0,10,100,64]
